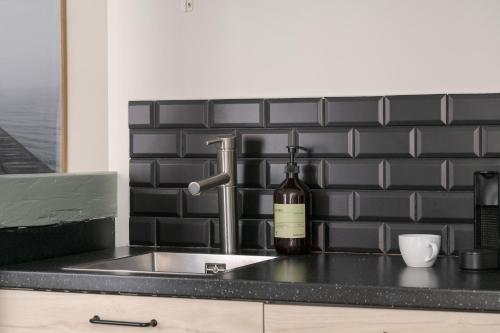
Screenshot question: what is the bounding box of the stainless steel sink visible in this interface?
[63,252,276,276]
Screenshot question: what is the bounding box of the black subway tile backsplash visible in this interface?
[385,95,446,125]
[354,128,415,158]
[326,222,384,253]
[448,224,474,255]
[325,97,383,127]
[239,189,274,219]
[265,98,323,127]
[183,129,234,157]
[266,159,323,189]
[129,216,156,246]
[129,101,154,128]
[354,191,415,222]
[311,221,325,252]
[239,129,292,157]
[239,220,267,250]
[416,127,481,158]
[325,159,383,189]
[235,160,266,188]
[385,160,447,190]
[385,223,448,254]
[130,188,180,216]
[158,159,208,187]
[130,130,180,158]
[297,128,353,157]
[130,94,500,255]
[448,159,500,190]
[129,159,156,187]
[209,99,264,128]
[156,100,207,128]
[416,192,474,223]
[311,190,354,220]
[482,126,500,157]
[449,94,500,125]
[157,218,210,247]
[182,189,219,218]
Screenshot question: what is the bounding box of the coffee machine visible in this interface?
[460,171,500,270]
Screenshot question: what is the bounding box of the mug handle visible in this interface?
[424,243,439,262]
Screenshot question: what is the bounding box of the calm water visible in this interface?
[0,87,60,171]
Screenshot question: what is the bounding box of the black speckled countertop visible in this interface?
[2,246,500,312]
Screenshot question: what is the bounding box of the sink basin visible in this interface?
[63,252,276,276]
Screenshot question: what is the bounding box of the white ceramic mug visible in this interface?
[398,234,441,268]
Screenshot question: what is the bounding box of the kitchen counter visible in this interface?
[1,247,500,312]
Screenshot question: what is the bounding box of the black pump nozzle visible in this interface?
[285,146,307,174]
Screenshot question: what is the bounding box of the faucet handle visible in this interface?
[206,138,223,146]
[206,136,236,149]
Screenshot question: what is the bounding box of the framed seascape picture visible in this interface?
[0,0,67,174]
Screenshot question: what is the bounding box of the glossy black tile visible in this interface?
[326,222,384,253]
[238,129,292,157]
[157,218,210,247]
[449,94,500,125]
[265,98,323,127]
[482,126,500,157]
[129,159,156,187]
[385,160,447,190]
[266,159,323,189]
[157,159,208,187]
[209,99,264,128]
[311,191,354,220]
[129,217,156,246]
[385,95,446,125]
[297,128,353,157]
[355,191,415,222]
[129,101,154,128]
[130,130,180,158]
[354,128,415,158]
[325,159,383,189]
[416,192,474,222]
[385,223,448,254]
[325,96,383,126]
[130,188,180,216]
[156,100,207,128]
[416,127,480,157]
[183,129,234,157]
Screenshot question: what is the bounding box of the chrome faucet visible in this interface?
[188,136,238,254]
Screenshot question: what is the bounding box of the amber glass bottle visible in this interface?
[273,146,311,255]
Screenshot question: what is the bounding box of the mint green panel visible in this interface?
[0,172,117,228]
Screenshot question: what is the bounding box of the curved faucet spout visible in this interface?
[188,173,230,196]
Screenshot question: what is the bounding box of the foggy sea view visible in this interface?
[0,87,60,171]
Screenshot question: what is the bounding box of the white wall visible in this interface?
[67,0,108,172]
[107,0,500,246]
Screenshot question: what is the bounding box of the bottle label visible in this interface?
[274,204,305,239]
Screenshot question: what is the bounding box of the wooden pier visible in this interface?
[0,127,52,174]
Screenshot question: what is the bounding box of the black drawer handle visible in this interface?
[90,315,158,327]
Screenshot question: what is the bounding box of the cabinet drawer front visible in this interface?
[0,290,262,333]
[265,304,500,333]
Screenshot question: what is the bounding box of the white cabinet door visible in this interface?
[0,289,263,333]
[265,303,500,333]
